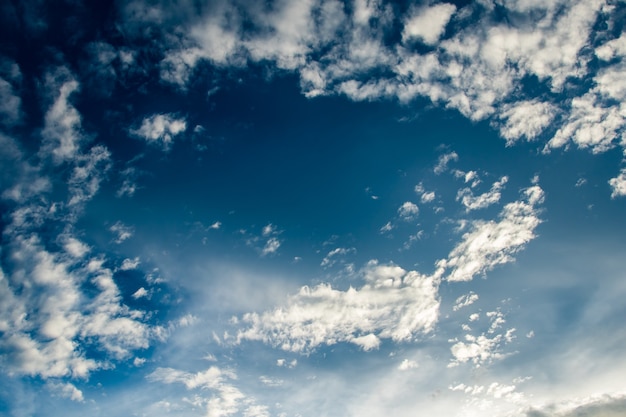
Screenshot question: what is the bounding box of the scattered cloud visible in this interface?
[402,3,456,46]
[131,114,187,150]
[397,201,419,221]
[439,184,544,282]
[456,176,508,212]
[110,221,134,244]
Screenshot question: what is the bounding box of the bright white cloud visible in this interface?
[131,114,187,150]
[439,184,544,282]
[398,359,418,371]
[397,201,419,220]
[456,176,508,212]
[609,167,626,198]
[237,261,440,353]
[402,3,456,45]
[261,237,281,257]
[453,292,479,311]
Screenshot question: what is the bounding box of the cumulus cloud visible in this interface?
[397,201,419,221]
[453,292,479,311]
[609,167,626,198]
[131,114,187,150]
[236,261,440,353]
[439,184,544,282]
[456,176,508,212]
[110,221,134,244]
[402,3,456,45]
[434,152,458,175]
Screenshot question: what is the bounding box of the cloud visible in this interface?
[402,3,456,45]
[39,69,83,164]
[110,221,134,244]
[321,247,356,268]
[397,201,419,220]
[0,58,22,126]
[434,152,458,175]
[147,365,267,417]
[453,292,479,311]
[439,184,544,282]
[236,260,440,353]
[609,167,626,198]
[131,114,187,150]
[456,176,508,212]
[397,359,418,371]
[0,235,158,380]
[525,395,626,417]
[46,381,84,402]
[261,237,281,257]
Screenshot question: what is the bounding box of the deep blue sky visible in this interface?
[1,1,626,417]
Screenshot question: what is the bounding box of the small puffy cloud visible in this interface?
[434,152,458,175]
[379,221,394,234]
[261,237,281,257]
[453,292,479,311]
[398,359,418,371]
[398,201,419,221]
[120,257,140,270]
[262,223,276,237]
[209,221,222,230]
[131,114,187,150]
[402,4,456,45]
[132,287,148,299]
[110,221,133,244]
[456,176,508,212]
[609,167,626,198]
[420,191,436,204]
[63,237,90,258]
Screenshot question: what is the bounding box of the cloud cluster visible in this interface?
[115,0,626,193]
[0,66,162,385]
[131,113,187,150]
[237,260,440,353]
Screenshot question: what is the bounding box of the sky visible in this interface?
[1,0,626,416]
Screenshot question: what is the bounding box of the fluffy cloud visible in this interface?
[456,176,508,212]
[131,114,187,150]
[236,261,440,353]
[402,3,456,45]
[397,201,419,220]
[609,167,626,198]
[439,184,544,282]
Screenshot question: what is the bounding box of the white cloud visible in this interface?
[40,70,83,164]
[63,237,90,259]
[497,100,557,144]
[132,287,148,299]
[131,114,187,150]
[209,221,222,230]
[120,257,140,270]
[397,201,419,221]
[434,152,458,175]
[439,184,544,282]
[398,359,418,371]
[261,237,281,257]
[0,235,157,380]
[402,3,456,45]
[236,261,440,353]
[147,365,267,417]
[609,167,626,198]
[379,221,394,234]
[67,145,111,208]
[0,60,22,126]
[453,292,479,311]
[46,381,84,402]
[321,247,356,267]
[420,191,436,204]
[110,221,134,244]
[456,176,508,212]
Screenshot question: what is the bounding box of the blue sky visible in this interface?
[1,1,626,416]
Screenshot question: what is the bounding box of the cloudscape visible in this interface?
[1,1,626,416]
